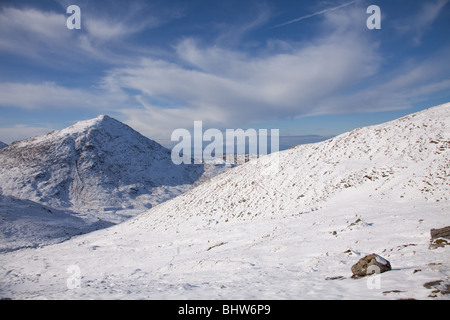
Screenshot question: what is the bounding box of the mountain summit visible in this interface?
[0,115,204,216]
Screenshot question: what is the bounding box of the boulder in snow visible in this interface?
[351,253,392,278]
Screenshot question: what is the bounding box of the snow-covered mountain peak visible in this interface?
[0,115,204,216]
[52,114,157,147]
[9,115,149,150]
[62,114,125,134]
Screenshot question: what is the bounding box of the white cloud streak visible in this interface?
[0,82,128,110]
[395,0,449,45]
[0,125,53,145]
[274,0,357,27]
[0,7,68,59]
[103,7,382,137]
[0,4,173,65]
[1,3,449,142]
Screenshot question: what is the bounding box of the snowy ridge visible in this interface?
[132,102,450,232]
[0,103,449,300]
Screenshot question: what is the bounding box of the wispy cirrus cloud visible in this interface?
[0,3,179,65]
[0,7,68,59]
[106,4,450,138]
[1,1,449,144]
[0,125,53,144]
[395,0,449,45]
[214,2,272,46]
[0,82,129,110]
[102,6,382,137]
[273,0,357,27]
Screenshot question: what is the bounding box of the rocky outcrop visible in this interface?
[429,226,450,249]
[351,253,392,278]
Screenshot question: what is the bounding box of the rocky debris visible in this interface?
[423,280,443,289]
[351,253,392,278]
[206,241,227,251]
[431,226,450,239]
[429,226,450,249]
[382,290,405,295]
[325,276,345,280]
[423,280,450,297]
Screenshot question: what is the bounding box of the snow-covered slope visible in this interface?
[0,103,449,300]
[0,141,7,149]
[0,115,205,217]
[134,102,450,231]
[0,195,112,253]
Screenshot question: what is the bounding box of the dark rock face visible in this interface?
[431,226,450,240]
[351,253,392,278]
[429,226,450,249]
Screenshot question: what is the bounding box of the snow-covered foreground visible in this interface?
[0,195,115,253]
[0,190,448,300]
[0,103,449,299]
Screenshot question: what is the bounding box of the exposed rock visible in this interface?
[431,226,450,240]
[382,290,405,295]
[429,226,450,249]
[423,280,450,296]
[325,276,345,280]
[206,241,227,251]
[351,253,392,278]
[423,280,443,289]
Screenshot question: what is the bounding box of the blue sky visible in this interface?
[0,0,449,147]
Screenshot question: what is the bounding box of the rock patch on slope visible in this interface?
[351,253,392,278]
[429,226,450,249]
